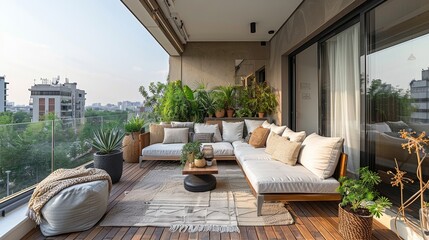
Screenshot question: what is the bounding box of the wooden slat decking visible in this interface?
[22,161,399,240]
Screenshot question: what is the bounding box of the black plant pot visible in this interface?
[93,150,123,184]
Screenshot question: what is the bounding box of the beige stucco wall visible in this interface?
[169,42,269,90]
[267,0,365,125]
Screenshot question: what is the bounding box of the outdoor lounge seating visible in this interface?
[138,119,348,216]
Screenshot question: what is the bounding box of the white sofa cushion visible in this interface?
[268,124,287,135]
[143,142,234,157]
[194,123,222,142]
[234,144,273,165]
[241,159,339,194]
[222,121,244,142]
[299,133,344,179]
[244,119,266,134]
[282,128,306,142]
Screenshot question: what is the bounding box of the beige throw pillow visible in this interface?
[265,132,281,155]
[282,128,306,142]
[271,138,302,165]
[149,123,171,145]
[299,133,344,179]
[249,127,270,148]
[163,128,189,144]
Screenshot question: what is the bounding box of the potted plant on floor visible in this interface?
[122,116,145,163]
[180,141,202,167]
[337,167,391,240]
[92,128,125,183]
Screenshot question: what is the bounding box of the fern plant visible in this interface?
[337,167,392,218]
[92,128,125,155]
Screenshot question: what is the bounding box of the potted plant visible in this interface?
[337,167,391,240]
[194,151,206,168]
[180,141,202,166]
[252,83,278,118]
[215,85,236,117]
[122,116,145,163]
[212,91,226,118]
[200,90,217,118]
[92,128,125,183]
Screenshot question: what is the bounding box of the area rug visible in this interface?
[100,162,294,232]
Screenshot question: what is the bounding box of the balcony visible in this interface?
[20,161,398,240]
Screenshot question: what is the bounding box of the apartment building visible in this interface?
[29,78,86,121]
[0,76,8,113]
[411,68,429,123]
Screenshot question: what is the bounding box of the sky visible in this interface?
[0,0,169,106]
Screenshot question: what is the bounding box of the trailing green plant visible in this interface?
[124,116,145,133]
[92,128,125,155]
[337,167,391,218]
[180,141,202,165]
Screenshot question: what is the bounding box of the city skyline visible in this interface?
[0,0,169,105]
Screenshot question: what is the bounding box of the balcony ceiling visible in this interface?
[157,0,303,42]
[122,0,302,55]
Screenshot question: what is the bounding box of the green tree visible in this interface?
[368,79,413,122]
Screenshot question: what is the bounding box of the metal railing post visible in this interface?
[51,119,55,172]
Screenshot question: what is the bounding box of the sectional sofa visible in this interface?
[138,119,348,216]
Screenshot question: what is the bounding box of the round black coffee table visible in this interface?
[182,159,218,192]
[184,174,216,192]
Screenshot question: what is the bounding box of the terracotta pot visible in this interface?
[215,109,225,118]
[208,113,213,118]
[258,112,265,118]
[226,109,234,118]
[338,204,373,240]
[194,158,206,168]
[122,132,140,163]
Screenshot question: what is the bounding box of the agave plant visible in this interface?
[92,128,125,155]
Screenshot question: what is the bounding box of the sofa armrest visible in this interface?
[139,132,150,154]
[333,153,348,180]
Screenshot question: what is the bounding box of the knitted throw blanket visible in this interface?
[27,168,112,224]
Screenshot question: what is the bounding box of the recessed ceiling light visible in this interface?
[268,30,275,34]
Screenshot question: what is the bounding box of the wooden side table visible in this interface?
[182,160,218,192]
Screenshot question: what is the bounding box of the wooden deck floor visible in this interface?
[22,161,399,240]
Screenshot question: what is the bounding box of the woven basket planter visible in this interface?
[338,204,373,240]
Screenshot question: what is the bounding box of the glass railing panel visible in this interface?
[0,121,52,201]
[53,117,101,170]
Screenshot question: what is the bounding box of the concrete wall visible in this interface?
[169,42,269,90]
[267,0,365,125]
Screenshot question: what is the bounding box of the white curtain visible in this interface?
[325,24,360,174]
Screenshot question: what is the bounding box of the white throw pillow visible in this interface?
[299,133,344,179]
[261,120,271,128]
[163,128,189,144]
[282,128,306,142]
[194,123,222,142]
[269,124,287,135]
[222,121,244,142]
[244,119,266,134]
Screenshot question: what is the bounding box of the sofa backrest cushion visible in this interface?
[368,122,391,132]
[171,121,195,132]
[271,137,302,166]
[163,128,189,144]
[386,120,410,133]
[282,128,306,143]
[194,123,222,142]
[244,119,266,134]
[299,133,344,179]
[149,123,171,145]
[249,126,270,148]
[222,121,244,142]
